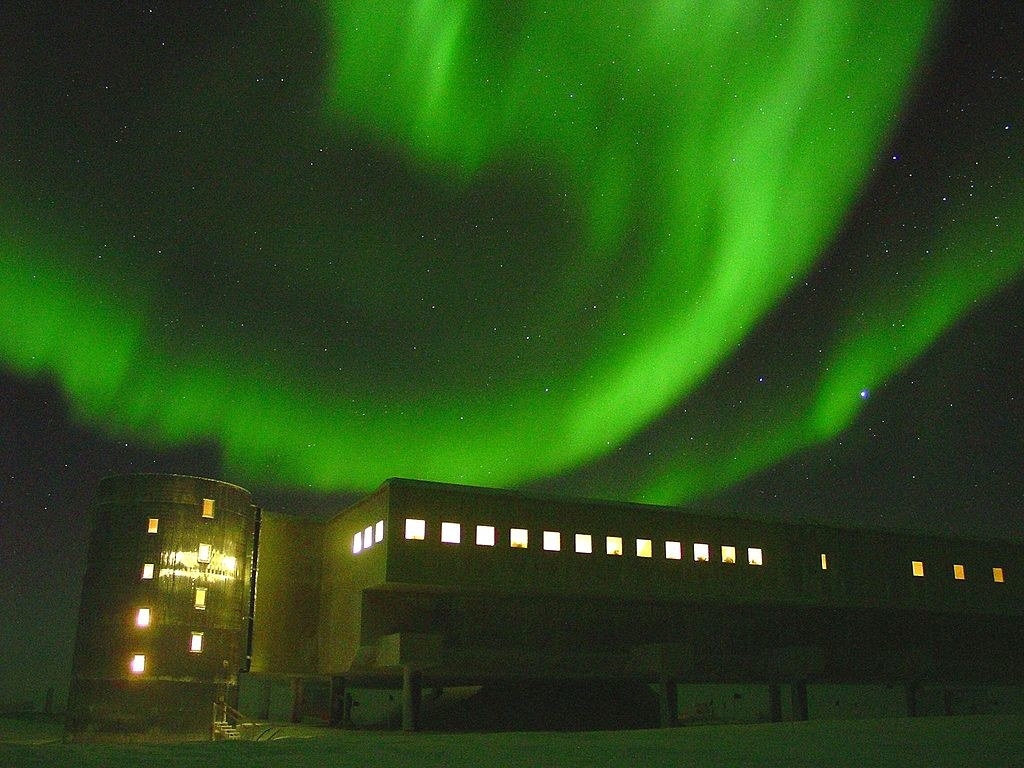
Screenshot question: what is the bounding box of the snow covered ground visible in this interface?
[2,715,1023,768]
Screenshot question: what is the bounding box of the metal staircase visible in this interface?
[212,701,250,740]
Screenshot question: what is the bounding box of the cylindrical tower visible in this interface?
[65,474,258,742]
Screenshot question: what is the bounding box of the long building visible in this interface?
[66,474,1024,740]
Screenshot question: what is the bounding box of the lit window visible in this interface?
[636,539,652,558]
[141,563,155,580]
[147,518,159,534]
[441,522,461,544]
[993,567,1005,583]
[190,632,204,653]
[197,543,211,564]
[222,555,236,573]
[510,528,528,548]
[953,564,966,580]
[476,525,496,546]
[575,534,593,554]
[748,548,763,566]
[130,654,146,674]
[820,553,828,570]
[606,536,623,556]
[405,519,426,540]
[201,498,215,519]
[375,520,384,544]
[195,587,207,610]
[912,560,925,577]
[721,546,737,564]
[353,530,363,554]
[543,531,561,551]
[665,541,682,560]
[136,607,151,628]
[694,543,710,562]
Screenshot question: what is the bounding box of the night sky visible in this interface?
[1,1,1021,709]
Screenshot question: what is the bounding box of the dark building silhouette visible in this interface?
[66,474,1024,740]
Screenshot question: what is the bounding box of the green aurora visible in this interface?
[1,1,1021,503]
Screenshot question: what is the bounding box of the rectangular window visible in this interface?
[993,567,1005,583]
[721,545,737,564]
[748,548,763,566]
[375,520,384,544]
[543,531,561,551]
[693,543,710,562]
[820,553,828,570]
[195,587,207,610]
[510,528,529,548]
[953,563,966,580]
[476,525,496,546]
[364,525,373,547]
[352,530,363,554]
[405,519,426,540]
[201,498,215,519]
[912,560,925,577]
[197,543,211,564]
[136,607,151,628]
[636,539,652,558]
[130,654,146,674]
[141,563,155,580]
[441,522,461,544]
[147,518,159,534]
[575,533,593,554]
[190,632,204,653]
[606,536,623,556]
[665,541,682,560]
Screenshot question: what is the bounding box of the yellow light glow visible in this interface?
[405,518,426,540]
[375,520,384,543]
[665,541,682,560]
[722,545,737,564]
[575,533,593,554]
[201,498,215,519]
[190,632,203,653]
[147,518,159,534]
[543,531,561,551]
[221,555,236,573]
[510,528,528,548]
[441,521,461,544]
[748,548,763,566]
[912,560,925,577]
[130,654,146,674]
[994,567,1005,583]
[606,536,623,556]
[953,563,965,580]
[136,607,151,627]
[195,587,207,610]
[352,530,363,554]
[636,539,652,558]
[198,543,211,563]
[476,525,496,546]
[694,543,710,562]
[141,563,155,579]
[820,553,828,570]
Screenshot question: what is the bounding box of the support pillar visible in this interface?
[790,679,808,722]
[402,667,422,732]
[290,677,305,723]
[768,683,783,723]
[659,679,678,728]
[329,676,347,727]
[905,681,919,718]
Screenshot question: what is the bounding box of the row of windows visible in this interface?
[911,560,1005,583]
[134,591,208,627]
[352,520,385,554]
[129,634,204,674]
[398,519,765,565]
[144,499,217,534]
